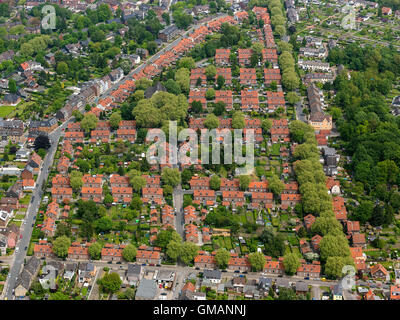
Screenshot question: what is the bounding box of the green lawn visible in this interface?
[0,106,16,118]
[19,195,31,205]
[268,143,281,156]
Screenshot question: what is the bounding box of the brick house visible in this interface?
[110,174,130,188]
[193,189,216,206]
[222,191,245,207]
[194,252,216,269]
[266,91,285,113]
[281,193,301,210]
[297,261,321,279]
[190,68,206,86]
[248,180,268,193]
[240,68,257,86]
[101,244,126,262]
[136,246,161,265]
[112,187,133,203]
[142,187,163,205]
[303,214,316,232]
[215,68,232,85]
[81,187,103,203]
[241,89,259,111]
[51,187,73,203]
[238,49,252,66]
[370,263,390,281]
[264,68,281,85]
[190,176,210,190]
[68,242,90,260]
[228,257,251,272]
[215,48,230,65]
[34,240,54,259]
[220,178,239,191]
[264,258,284,275]
[185,224,199,244]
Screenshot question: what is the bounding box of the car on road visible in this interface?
[15,247,19,253]
[107,261,112,264]
[24,246,27,251]
[116,262,122,265]
[234,270,240,273]
[142,263,146,266]
[304,277,310,280]
[31,223,34,227]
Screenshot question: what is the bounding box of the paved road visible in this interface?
[2,119,72,300]
[173,185,184,239]
[295,100,307,123]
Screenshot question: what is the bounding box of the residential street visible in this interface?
[2,119,71,300]
[173,184,184,239]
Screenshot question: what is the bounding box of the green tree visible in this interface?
[283,253,300,275]
[109,112,122,130]
[324,256,355,279]
[122,244,137,262]
[81,113,98,132]
[175,68,190,94]
[312,216,343,236]
[178,57,195,70]
[52,236,71,259]
[217,75,225,89]
[262,119,272,133]
[232,111,245,129]
[204,113,219,129]
[88,242,102,260]
[319,234,351,262]
[205,65,217,80]
[8,78,17,93]
[131,175,146,192]
[268,175,285,196]
[215,248,231,269]
[98,272,122,293]
[179,242,198,265]
[286,91,300,105]
[248,252,266,272]
[166,240,181,261]
[206,88,216,100]
[161,167,181,187]
[210,175,221,190]
[56,61,69,75]
[95,216,113,233]
[239,175,251,190]
[70,171,83,191]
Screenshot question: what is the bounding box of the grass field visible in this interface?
[0,105,15,117]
